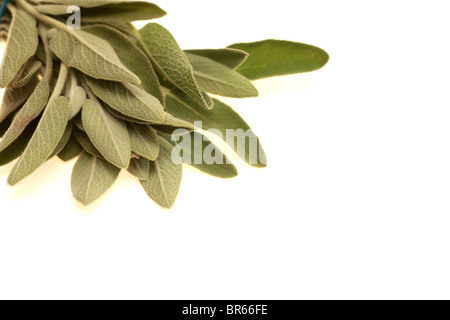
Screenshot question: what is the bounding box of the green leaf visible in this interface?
[140,137,182,209]
[83,25,163,104]
[58,133,83,161]
[85,76,164,123]
[128,123,159,161]
[166,90,267,168]
[9,60,42,89]
[36,5,70,15]
[0,79,50,152]
[49,122,73,159]
[128,157,149,180]
[0,120,36,167]
[49,29,140,84]
[186,52,258,98]
[82,99,131,169]
[41,0,151,9]
[0,76,38,122]
[0,8,38,88]
[138,23,213,109]
[152,113,195,134]
[73,126,103,158]
[67,86,86,120]
[184,48,248,69]
[71,152,121,206]
[8,96,69,185]
[229,40,329,80]
[77,2,167,23]
[174,132,238,179]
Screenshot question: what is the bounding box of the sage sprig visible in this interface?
[0,0,329,209]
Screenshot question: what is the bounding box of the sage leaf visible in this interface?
[9,60,42,89]
[49,122,73,159]
[0,120,36,167]
[49,29,140,84]
[0,8,38,88]
[67,86,86,120]
[0,79,50,152]
[166,90,267,168]
[152,113,195,134]
[174,132,238,179]
[8,96,69,185]
[128,123,159,161]
[140,137,182,209]
[73,126,103,158]
[83,25,163,104]
[0,76,38,122]
[184,48,248,69]
[186,52,258,98]
[128,157,149,180]
[229,40,330,80]
[85,76,164,123]
[58,133,83,161]
[138,23,213,109]
[36,5,69,15]
[82,99,131,169]
[77,2,167,23]
[71,152,121,206]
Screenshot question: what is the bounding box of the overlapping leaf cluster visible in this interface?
[0,0,329,208]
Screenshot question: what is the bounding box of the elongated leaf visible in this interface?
[71,152,121,206]
[49,122,73,159]
[86,77,164,123]
[0,79,50,152]
[37,5,70,15]
[186,53,258,98]
[140,137,182,209]
[8,96,69,185]
[128,157,149,180]
[42,0,150,8]
[166,90,267,168]
[138,23,213,109]
[0,8,38,88]
[83,25,163,104]
[0,113,13,138]
[173,132,238,179]
[128,123,159,161]
[184,48,248,69]
[229,40,329,80]
[50,29,140,84]
[78,3,166,23]
[67,86,86,120]
[9,60,42,89]
[0,76,38,122]
[82,99,131,168]
[73,126,103,158]
[152,113,195,134]
[0,120,37,167]
[58,133,83,161]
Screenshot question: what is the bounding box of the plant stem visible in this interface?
[14,0,67,30]
[50,63,68,101]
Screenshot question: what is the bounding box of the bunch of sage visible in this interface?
[0,0,329,208]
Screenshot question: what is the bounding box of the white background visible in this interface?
[1,0,450,300]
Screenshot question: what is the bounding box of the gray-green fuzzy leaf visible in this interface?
[67,86,86,120]
[8,96,69,185]
[0,76,38,122]
[83,24,163,104]
[49,122,73,159]
[128,157,149,180]
[9,60,42,89]
[0,8,38,88]
[49,29,140,84]
[229,40,329,80]
[0,79,50,152]
[186,52,258,98]
[73,126,103,158]
[140,137,182,209]
[58,133,83,161]
[128,123,159,161]
[184,48,248,69]
[138,23,213,109]
[86,77,164,123]
[82,99,131,169]
[76,2,166,23]
[71,152,121,206]
[166,90,267,168]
